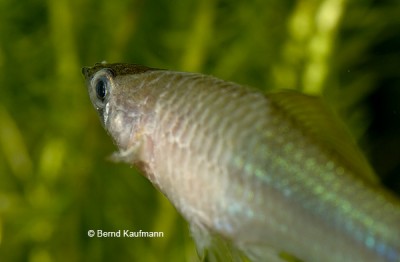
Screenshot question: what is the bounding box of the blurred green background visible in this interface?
[0,0,400,261]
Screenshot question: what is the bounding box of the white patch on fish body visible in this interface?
[103,102,110,126]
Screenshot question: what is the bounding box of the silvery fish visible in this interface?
[82,62,400,262]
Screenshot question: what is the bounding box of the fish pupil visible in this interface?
[96,79,107,101]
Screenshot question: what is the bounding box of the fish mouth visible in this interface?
[81,63,108,80]
[81,66,100,81]
[81,67,90,79]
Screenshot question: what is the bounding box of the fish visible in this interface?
[82,62,400,262]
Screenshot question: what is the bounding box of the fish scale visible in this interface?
[83,63,400,262]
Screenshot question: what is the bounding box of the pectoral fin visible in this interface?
[190,223,300,262]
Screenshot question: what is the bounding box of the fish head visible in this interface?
[82,62,156,151]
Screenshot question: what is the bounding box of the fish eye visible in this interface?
[95,78,107,101]
[90,68,114,108]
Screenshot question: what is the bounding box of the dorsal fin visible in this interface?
[267,90,378,184]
